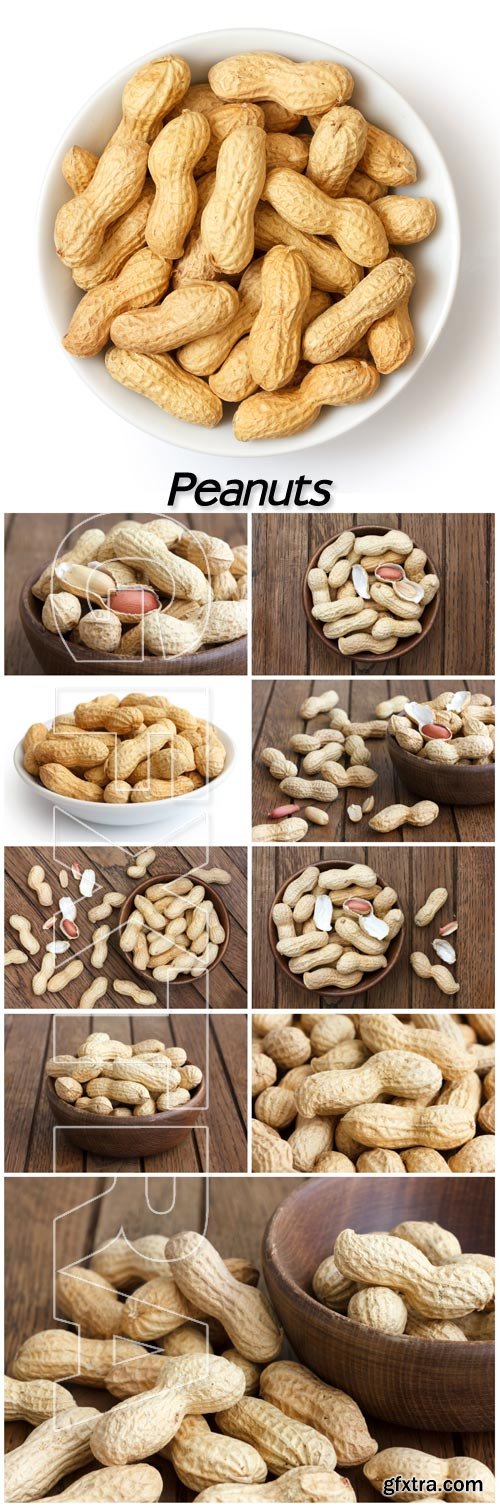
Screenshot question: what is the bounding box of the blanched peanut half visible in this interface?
[247,247,311,391]
[303,257,416,364]
[201,125,267,274]
[110,282,239,354]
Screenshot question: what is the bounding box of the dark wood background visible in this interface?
[252,513,495,675]
[253,844,493,1011]
[5,512,247,676]
[252,679,495,843]
[4,1177,493,1502]
[4,1014,247,1175]
[5,847,247,1011]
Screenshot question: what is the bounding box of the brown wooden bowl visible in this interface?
[19,564,247,677]
[263,1177,494,1431]
[302,525,440,664]
[387,732,495,807]
[119,874,230,985]
[46,1075,205,1157]
[268,858,404,999]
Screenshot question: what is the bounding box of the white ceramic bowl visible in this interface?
[13,722,234,828]
[39,27,460,456]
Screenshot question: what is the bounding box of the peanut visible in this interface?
[364,1448,494,1501]
[90,1355,246,1463]
[248,247,311,390]
[110,280,239,354]
[334,1228,494,1317]
[105,347,223,429]
[347,1286,407,1334]
[9,914,40,956]
[296,1051,442,1117]
[163,1415,268,1493]
[201,125,267,274]
[259,1360,377,1466]
[410,951,460,996]
[369,801,439,832]
[340,1103,476,1150]
[4,1376,75,1425]
[163,1232,283,1362]
[252,818,308,843]
[63,249,170,357]
[234,358,379,439]
[193,1467,356,1500]
[5,1406,100,1501]
[38,1463,163,1501]
[263,169,388,266]
[215,1396,338,1475]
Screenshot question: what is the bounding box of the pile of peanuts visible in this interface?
[22,692,227,806]
[6,1228,495,1501]
[4,850,230,1004]
[252,1012,495,1175]
[7,1229,371,1502]
[307,527,439,656]
[119,870,228,983]
[32,521,247,659]
[378,688,496,765]
[252,688,441,842]
[270,862,403,993]
[313,1220,495,1344]
[54,51,437,441]
[45,1031,203,1116]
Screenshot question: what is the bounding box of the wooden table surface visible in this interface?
[4,511,247,676]
[252,678,495,843]
[5,846,247,1011]
[5,1176,493,1502]
[253,844,493,1012]
[4,1013,248,1175]
[252,513,495,675]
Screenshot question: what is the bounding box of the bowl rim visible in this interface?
[268,856,405,999]
[37,25,461,458]
[386,728,494,777]
[13,718,234,819]
[46,1071,206,1124]
[118,870,230,985]
[302,524,440,663]
[263,1179,493,1356]
[20,558,248,672]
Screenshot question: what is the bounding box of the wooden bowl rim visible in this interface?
[302,524,440,663]
[386,730,494,784]
[20,561,247,671]
[118,872,230,985]
[268,857,405,998]
[46,1072,205,1124]
[263,1180,493,1359]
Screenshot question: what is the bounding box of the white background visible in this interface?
[4,677,251,845]
[4,0,499,504]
